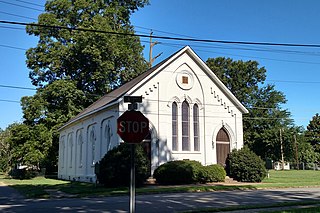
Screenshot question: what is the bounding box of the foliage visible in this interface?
[26,0,148,96]
[198,164,226,183]
[153,160,203,185]
[95,143,150,187]
[5,123,52,168]
[226,147,267,182]
[0,128,12,172]
[21,0,149,173]
[206,57,293,161]
[305,113,320,153]
[8,168,38,180]
[153,160,226,185]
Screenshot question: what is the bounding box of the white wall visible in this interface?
[58,106,118,182]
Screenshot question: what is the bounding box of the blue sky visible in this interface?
[1,0,320,130]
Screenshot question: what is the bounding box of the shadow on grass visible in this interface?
[8,179,258,198]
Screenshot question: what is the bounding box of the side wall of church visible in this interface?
[58,105,119,182]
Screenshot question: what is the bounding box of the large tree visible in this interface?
[18,0,149,172]
[206,57,293,160]
[26,0,149,99]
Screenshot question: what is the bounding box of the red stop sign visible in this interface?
[117,111,149,144]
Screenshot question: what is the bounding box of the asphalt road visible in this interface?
[1,185,320,213]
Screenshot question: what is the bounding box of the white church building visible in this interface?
[58,46,248,182]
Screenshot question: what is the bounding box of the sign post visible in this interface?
[117,96,149,213]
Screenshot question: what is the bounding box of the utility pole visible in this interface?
[149,31,162,68]
[280,128,285,170]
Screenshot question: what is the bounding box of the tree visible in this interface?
[5,123,52,167]
[206,57,293,160]
[26,0,149,99]
[0,128,12,172]
[305,113,320,153]
[22,0,149,172]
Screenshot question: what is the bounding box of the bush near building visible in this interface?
[226,147,267,182]
[153,160,226,185]
[95,143,150,187]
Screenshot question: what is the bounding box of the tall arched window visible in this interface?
[193,104,199,151]
[104,122,113,152]
[60,136,65,168]
[68,133,73,168]
[172,102,178,151]
[77,130,83,167]
[90,126,96,165]
[182,100,190,151]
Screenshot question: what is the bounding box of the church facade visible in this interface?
[58,46,248,182]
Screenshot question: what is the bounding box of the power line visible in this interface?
[0,25,25,31]
[0,10,37,21]
[0,99,20,103]
[15,0,44,8]
[2,20,320,48]
[0,44,27,51]
[0,84,36,90]
[0,1,43,12]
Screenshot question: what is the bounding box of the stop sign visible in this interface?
[117,110,149,144]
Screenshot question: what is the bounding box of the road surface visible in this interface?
[1,185,320,212]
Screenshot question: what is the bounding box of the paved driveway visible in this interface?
[1,184,320,212]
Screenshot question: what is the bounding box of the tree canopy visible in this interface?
[26,0,149,98]
[12,0,150,172]
[206,57,293,160]
[305,113,320,153]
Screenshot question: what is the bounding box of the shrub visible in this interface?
[95,143,150,187]
[226,147,267,182]
[9,168,38,180]
[153,160,203,185]
[198,164,226,183]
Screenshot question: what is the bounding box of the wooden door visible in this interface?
[216,128,230,166]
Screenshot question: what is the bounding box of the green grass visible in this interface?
[256,170,320,188]
[1,170,320,199]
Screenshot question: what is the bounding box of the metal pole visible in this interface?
[130,144,135,213]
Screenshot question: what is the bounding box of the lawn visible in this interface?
[1,170,320,198]
[257,170,320,188]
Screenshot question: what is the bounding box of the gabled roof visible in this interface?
[59,46,248,131]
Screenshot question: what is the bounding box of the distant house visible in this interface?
[58,46,248,182]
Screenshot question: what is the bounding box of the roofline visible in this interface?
[58,100,118,132]
[186,46,249,114]
[59,45,248,131]
[128,46,249,114]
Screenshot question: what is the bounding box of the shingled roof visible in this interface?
[59,52,172,130]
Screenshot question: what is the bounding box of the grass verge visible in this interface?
[0,170,320,199]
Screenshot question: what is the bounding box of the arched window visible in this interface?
[182,100,190,151]
[104,123,113,152]
[60,136,65,168]
[172,102,178,151]
[68,133,73,168]
[77,130,83,167]
[90,126,96,165]
[193,104,199,151]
